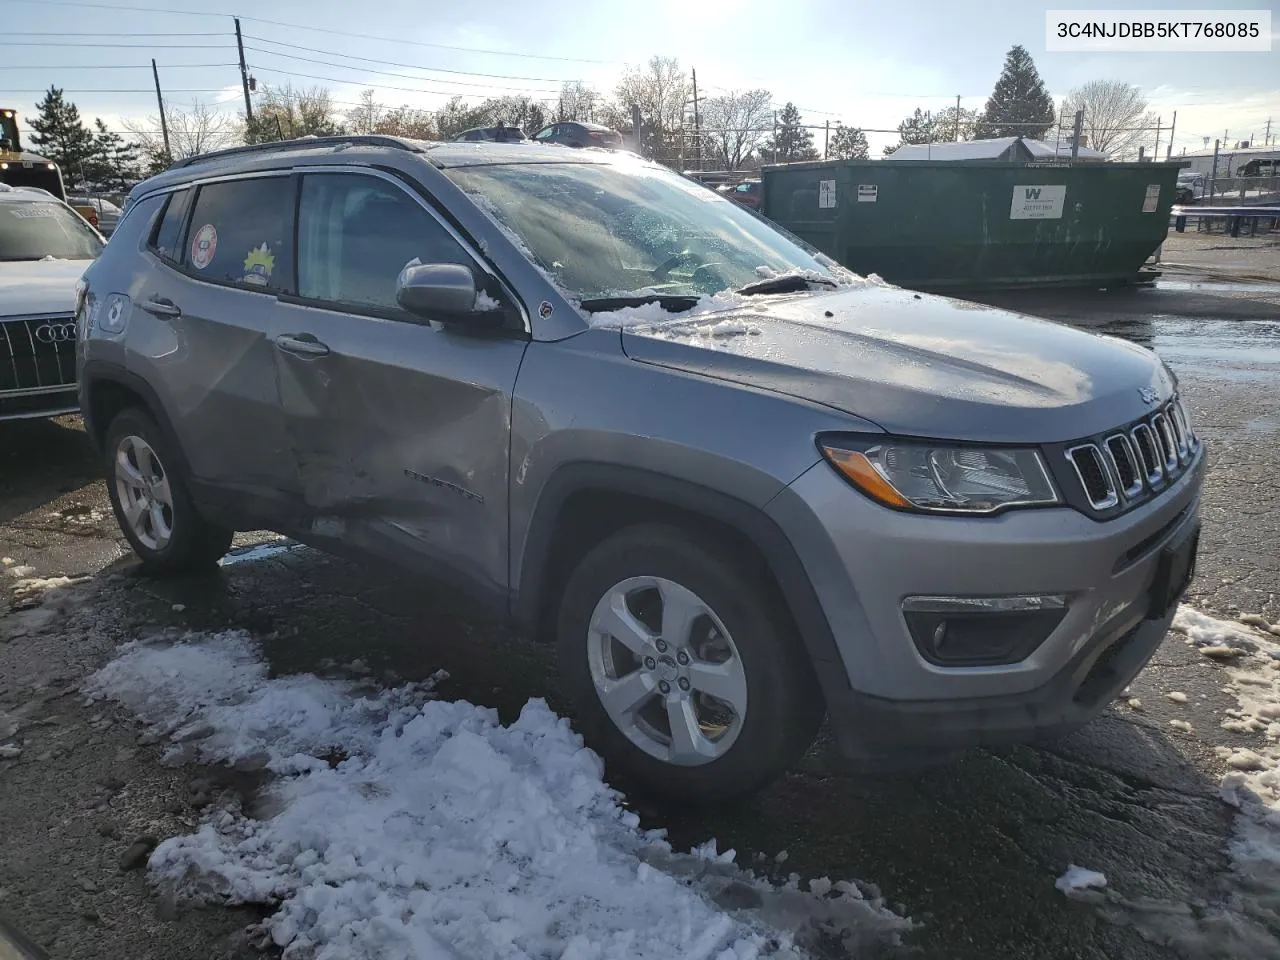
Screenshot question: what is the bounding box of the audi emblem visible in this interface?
[34,321,77,343]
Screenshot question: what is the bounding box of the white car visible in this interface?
[0,183,104,421]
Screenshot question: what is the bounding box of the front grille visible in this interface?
[1060,396,1200,517]
[0,314,78,394]
[1066,444,1118,509]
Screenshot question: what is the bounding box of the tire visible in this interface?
[104,407,233,572]
[556,523,825,803]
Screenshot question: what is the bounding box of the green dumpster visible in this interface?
[760,160,1183,290]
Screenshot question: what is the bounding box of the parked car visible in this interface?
[79,136,1204,802]
[67,196,124,237]
[454,125,528,144]
[718,180,762,210]
[532,121,622,149]
[0,182,103,421]
[1175,171,1207,204]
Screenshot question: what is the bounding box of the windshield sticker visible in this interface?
[6,204,58,219]
[190,224,217,269]
[241,243,275,286]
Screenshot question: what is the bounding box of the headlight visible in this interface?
[819,438,1060,514]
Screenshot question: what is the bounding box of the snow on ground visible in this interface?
[1055,865,1107,894]
[1170,606,1280,897]
[85,631,910,960]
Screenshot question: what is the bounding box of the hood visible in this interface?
[0,259,89,318]
[619,285,1174,444]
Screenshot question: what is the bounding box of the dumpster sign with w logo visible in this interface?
[1010,184,1067,220]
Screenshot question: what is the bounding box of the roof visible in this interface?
[0,183,60,202]
[884,136,1108,162]
[1176,144,1280,159]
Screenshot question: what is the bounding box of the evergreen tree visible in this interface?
[88,118,140,191]
[765,103,818,163]
[827,125,869,160]
[976,45,1056,140]
[27,87,98,182]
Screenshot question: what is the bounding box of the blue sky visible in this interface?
[3,0,1277,156]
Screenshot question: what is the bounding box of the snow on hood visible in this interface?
[619,283,1173,444]
[0,258,90,317]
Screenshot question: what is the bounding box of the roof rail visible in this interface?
[171,135,424,170]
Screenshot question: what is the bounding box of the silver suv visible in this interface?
[77,137,1205,801]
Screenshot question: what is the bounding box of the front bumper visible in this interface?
[767,445,1205,759]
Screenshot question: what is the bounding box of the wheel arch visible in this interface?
[514,463,848,690]
[79,360,194,480]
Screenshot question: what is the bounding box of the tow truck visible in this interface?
[1,107,100,229]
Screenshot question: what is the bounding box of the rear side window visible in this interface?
[151,189,191,263]
[185,177,293,292]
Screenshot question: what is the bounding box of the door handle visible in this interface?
[275,333,330,358]
[140,296,181,318]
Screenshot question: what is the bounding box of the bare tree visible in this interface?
[614,56,690,162]
[375,105,436,140]
[246,84,343,143]
[699,89,772,170]
[1061,80,1156,158]
[555,81,599,123]
[346,89,385,135]
[124,99,242,172]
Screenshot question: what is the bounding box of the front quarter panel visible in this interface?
[508,328,883,594]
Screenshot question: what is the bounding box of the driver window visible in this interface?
[297,173,471,313]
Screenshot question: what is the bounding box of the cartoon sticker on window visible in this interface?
[190,224,217,269]
[242,243,274,286]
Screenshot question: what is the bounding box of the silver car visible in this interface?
[76,137,1204,801]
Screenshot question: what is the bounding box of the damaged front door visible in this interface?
[272,169,527,603]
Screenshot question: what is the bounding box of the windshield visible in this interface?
[0,199,104,260]
[446,159,843,302]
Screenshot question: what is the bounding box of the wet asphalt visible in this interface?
[2,242,1280,960]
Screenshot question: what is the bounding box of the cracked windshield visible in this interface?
[1,2,1278,960]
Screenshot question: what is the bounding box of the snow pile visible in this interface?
[85,632,909,960]
[1170,608,1280,898]
[1055,865,1106,894]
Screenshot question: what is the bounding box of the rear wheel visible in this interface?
[105,408,233,572]
[557,524,825,803]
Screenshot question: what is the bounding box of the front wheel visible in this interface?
[556,524,825,803]
[105,407,233,572]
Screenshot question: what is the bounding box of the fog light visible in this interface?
[902,595,1067,666]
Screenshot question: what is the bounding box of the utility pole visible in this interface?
[235,18,253,125]
[772,111,778,163]
[955,94,961,141]
[151,59,170,157]
[690,68,701,169]
[1153,115,1161,161]
[1070,109,1084,159]
[824,119,829,159]
[1265,117,1272,145]
[1166,110,1176,159]
[1209,139,1220,201]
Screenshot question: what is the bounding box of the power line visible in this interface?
[1,88,230,94]
[0,40,229,48]
[0,64,238,69]
[2,30,226,36]
[0,0,621,64]
[248,65,561,97]
[244,36,581,84]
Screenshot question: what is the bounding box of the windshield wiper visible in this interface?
[578,294,701,314]
[736,274,838,296]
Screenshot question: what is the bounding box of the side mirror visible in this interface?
[395,262,481,320]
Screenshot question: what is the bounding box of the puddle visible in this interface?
[1156,280,1280,296]
[1090,315,1280,384]
[218,540,300,567]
